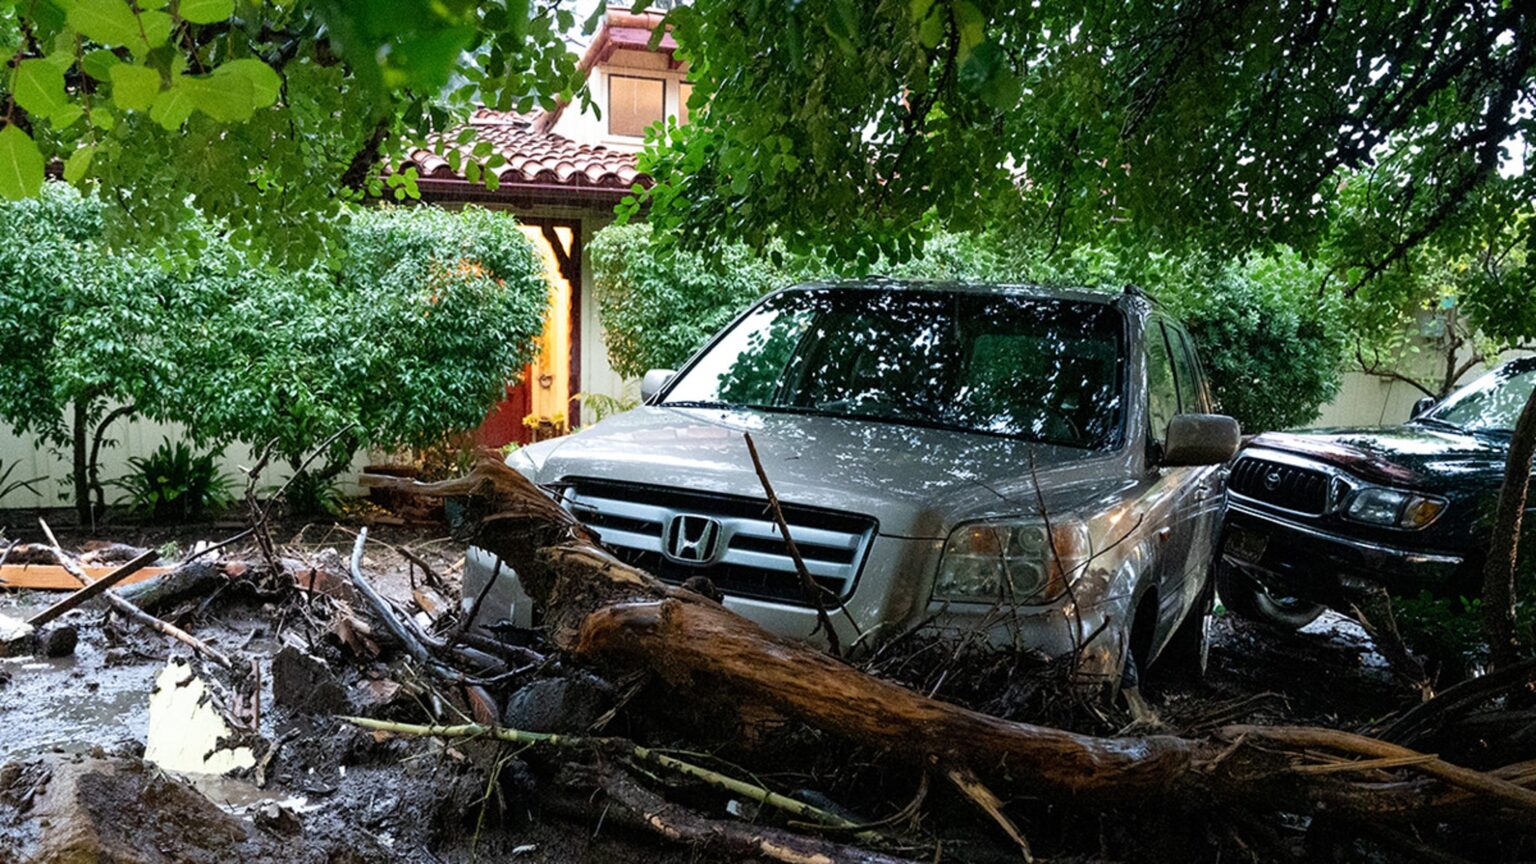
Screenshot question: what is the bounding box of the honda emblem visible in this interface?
[664,514,722,564]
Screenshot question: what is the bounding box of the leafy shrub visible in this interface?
[113,439,233,523]
[275,469,345,517]
[590,223,785,379]
[577,391,641,424]
[0,189,552,515]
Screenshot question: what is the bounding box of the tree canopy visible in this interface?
[2,0,1529,290]
[637,1,1534,288]
[0,0,591,264]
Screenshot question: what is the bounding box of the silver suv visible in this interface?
[465,281,1238,684]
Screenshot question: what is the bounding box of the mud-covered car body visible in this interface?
[465,280,1238,681]
[1221,357,1536,619]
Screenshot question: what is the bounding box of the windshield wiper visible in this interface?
[663,400,740,410]
[1412,416,1464,433]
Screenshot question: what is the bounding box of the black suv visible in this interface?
[1218,357,1534,629]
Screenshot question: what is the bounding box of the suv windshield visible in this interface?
[1425,358,1536,434]
[662,286,1125,449]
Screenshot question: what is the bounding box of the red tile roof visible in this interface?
[404,109,648,204]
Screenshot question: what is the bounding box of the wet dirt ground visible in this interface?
[0,520,737,863]
[0,517,1416,863]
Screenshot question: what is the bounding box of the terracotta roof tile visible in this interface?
[404,109,648,196]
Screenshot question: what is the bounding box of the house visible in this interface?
[401,9,688,447]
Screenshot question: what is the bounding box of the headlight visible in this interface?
[934,518,1090,603]
[1342,486,1446,529]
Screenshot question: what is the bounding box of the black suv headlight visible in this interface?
[1341,485,1446,529]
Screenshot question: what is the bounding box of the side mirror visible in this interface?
[1411,396,1437,419]
[1163,414,1241,466]
[641,368,676,403]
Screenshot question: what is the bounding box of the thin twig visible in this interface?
[743,432,846,657]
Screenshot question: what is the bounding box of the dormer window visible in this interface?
[609,75,665,137]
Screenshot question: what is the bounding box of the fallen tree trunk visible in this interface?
[380,459,1536,827]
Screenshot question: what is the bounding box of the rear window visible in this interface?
[662,287,1126,449]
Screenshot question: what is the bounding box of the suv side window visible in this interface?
[1167,324,1208,413]
[1145,319,1180,446]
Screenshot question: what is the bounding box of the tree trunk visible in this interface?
[1482,384,1536,669]
[71,399,91,527]
[370,460,1536,825]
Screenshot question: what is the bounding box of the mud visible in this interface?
[0,524,732,864]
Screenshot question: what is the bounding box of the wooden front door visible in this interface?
[476,219,582,449]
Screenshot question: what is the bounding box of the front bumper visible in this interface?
[461,533,1129,676]
[1222,501,1468,603]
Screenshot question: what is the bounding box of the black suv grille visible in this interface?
[1229,457,1331,514]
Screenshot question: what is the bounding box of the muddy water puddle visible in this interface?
[0,594,161,758]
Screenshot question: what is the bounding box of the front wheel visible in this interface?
[1216,561,1325,631]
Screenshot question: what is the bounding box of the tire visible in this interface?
[1216,561,1325,631]
[1155,575,1214,677]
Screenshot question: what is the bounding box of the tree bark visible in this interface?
[71,398,91,526]
[1482,384,1536,668]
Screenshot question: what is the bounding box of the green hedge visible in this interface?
[0,185,551,513]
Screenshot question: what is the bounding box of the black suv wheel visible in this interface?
[1216,561,1324,631]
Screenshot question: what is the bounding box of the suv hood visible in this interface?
[1249,426,1509,489]
[525,406,1128,538]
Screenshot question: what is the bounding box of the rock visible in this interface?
[271,646,349,714]
[37,625,77,658]
[26,755,255,863]
[0,615,35,658]
[253,801,303,836]
[502,673,614,733]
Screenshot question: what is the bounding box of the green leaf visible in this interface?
[13,58,67,118]
[64,144,96,183]
[0,125,45,200]
[50,104,85,129]
[581,1,604,34]
[150,83,195,128]
[68,0,142,47]
[216,58,281,107]
[177,0,233,25]
[110,63,162,111]
[138,10,174,50]
[81,48,122,81]
[183,67,255,121]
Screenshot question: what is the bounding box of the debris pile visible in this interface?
[2,461,1536,863]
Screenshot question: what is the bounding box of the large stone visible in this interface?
[501,674,614,733]
[26,755,252,863]
[271,646,350,714]
[36,625,77,658]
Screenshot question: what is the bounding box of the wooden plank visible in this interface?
[0,563,171,591]
[26,551,161,626]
